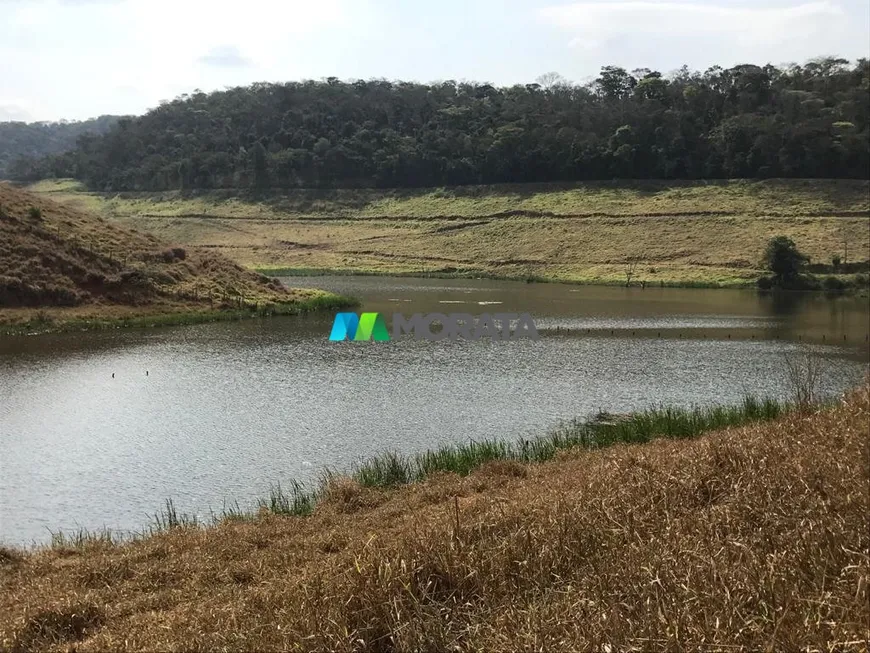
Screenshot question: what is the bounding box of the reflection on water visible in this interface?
[1,277,867,545]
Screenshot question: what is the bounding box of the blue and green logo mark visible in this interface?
[329,312,391,341]
[329,312,539,341]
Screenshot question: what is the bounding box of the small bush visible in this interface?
[798,274,822,290]
[28,206,42,220]
[783,349,826,410]
[171,247,187,260]
[32,310,53,324]
[831,254,841,269]
[84,272,107,286]
[756,275,773,290]
[0,545,22,565]
[118,269,148,286]
[823,275,846,292]
[257,481,314,516]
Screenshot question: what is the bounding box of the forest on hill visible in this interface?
[6,58,869,190]
[0,116,120,179]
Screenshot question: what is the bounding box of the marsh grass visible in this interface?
[26,394,796,550]
[0,293,358,336]
[256,481,315,517]
[152,499,199,531]
[3,387,866,651]
[351,396,788,487]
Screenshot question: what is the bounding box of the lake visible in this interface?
[1,277,868,546]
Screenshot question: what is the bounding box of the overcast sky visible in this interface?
[1,0,868,122]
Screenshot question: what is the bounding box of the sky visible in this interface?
[1,0,868,122]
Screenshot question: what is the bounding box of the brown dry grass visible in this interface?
[27,178,870,286]
[2,387,868,652]
[0,183,333,327]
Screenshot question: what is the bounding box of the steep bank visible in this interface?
[28,178,870,287]
[0,183,352,332]
[1,386,867,651]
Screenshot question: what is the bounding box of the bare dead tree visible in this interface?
[625,257,639,287]
[535,72,568,90]
[783,347,826,411]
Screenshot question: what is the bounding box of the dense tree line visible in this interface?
[0,116,120,179]
[7,58,869,190]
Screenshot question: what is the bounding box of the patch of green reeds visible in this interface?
[0,292,358,336]
[255,481,315,517]
[152,498,200,531]
[23,394,794,551]
[350,395,787,487]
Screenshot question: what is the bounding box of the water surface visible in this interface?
[1,278,867,545]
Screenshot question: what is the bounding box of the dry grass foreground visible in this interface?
[2,388,868,652]
[0,183,338,328]
[27,178,870,286]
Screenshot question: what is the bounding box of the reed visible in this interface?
[0,293,358,336]
[348,395,789,487]
[25,394,796,547]
[256,481,315,517]
[151,498,199,531]
[3,386,866,652]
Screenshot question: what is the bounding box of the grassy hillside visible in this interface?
[28,179,870,287]
[1,386,867,651]
[0,183,351,332]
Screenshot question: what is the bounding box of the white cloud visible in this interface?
[0,0,352,120]
[0,104,33,122]
[538,1,861,62]
[198,45,254,68]
[1,0,867,121]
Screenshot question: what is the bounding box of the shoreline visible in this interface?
[257,265,870,295]
[3,393,795,551]
[0,292,358,337]
[257,266,755,289]
[22,178,869,295]
[2,381,865,650]
[3,269,865,338]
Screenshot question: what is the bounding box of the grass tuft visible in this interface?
[152,498,199,532]
[256,481,315,517]
[350,396,790,487]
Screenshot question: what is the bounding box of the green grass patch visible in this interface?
[351,395,787,486]
[22,393,799,551]
[0,293,358,337]
[256,481,315,517]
